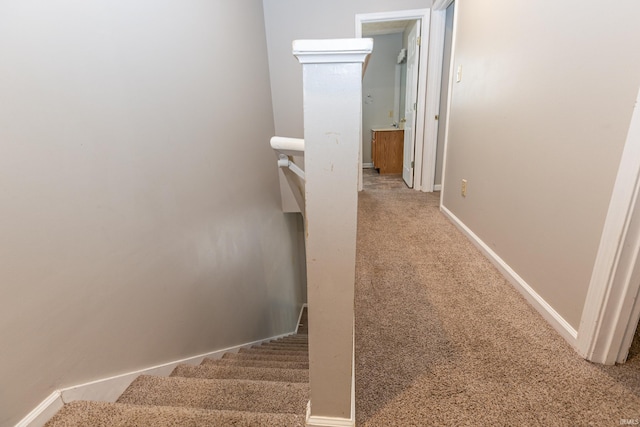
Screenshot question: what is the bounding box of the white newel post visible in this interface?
[293,39,372,427]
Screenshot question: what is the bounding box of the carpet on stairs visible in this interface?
[44,332,309,427]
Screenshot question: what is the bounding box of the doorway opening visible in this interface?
[356,6,452,193]
[361,20,419,190]
[357,10,428,191]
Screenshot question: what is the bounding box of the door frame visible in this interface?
[419,2,450,192]
[355,9,431,191]
[402,19,421,188]
[578,87,640,364]
[432,0,457,203]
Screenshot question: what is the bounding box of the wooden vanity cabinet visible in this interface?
[371,129,404,174]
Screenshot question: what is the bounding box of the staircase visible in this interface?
[45,314,309,426]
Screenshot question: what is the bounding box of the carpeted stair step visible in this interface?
[264,337,309,344]
[171,363,309,383]
[202,357,309,370]
[255,341,308,348]
[262,341,309,349]
[44,400,305,427]
[266,341,307,347]
[256,343,309,350]
[117,375,308,414]
[263,344,308,350]
[271,336,307,343]
[239,348,308,356]
[222,352,308,362]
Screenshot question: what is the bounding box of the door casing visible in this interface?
[356,9,431,191]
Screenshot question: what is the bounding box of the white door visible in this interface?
[403,20,421,187]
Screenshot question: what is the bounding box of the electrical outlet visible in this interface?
[461,179,467,197]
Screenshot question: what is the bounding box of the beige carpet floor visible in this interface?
[355,170,640,426]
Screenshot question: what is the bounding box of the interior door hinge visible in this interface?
[411,161,415,168]
[435,115,439,120]
[417,37,421,46]
[414,102,417,111]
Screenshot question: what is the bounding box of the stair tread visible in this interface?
[271,334,309,341]
[222,353,308,362]
[271,337,307,343]
[239,348,308,356]
[44,400,305,427]
[117,375,308,414]
[269,342,307,346]
[257,343,308,349]
[255,347,308,353]
[202,358,309,370]
[171,364,309,383]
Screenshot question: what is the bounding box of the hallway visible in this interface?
[354,172,640,426]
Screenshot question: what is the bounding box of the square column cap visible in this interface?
[293,38,373,64]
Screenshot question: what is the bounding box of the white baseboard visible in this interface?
[362,163,374,169]
[306,401,355,427]
[440,205,579,346]
[434,184,442,191]
[18,330,297,427]
[15,392,64,427]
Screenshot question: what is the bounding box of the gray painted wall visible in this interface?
[442,0,640,328]
[362,33,404,164]
[0,1,304,425]
[262,0,432,138]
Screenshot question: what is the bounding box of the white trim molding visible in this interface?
[293,39,373,65]
[14,392,64,427]
[306,401,355,427]
[578,87,640,364]
[432,0,455,11]
[437,1,459,208]
[351,321,356,424]
[16,330,298,427]
[420,8,446,193]
[440,205,579,345]
[355,8,430,24]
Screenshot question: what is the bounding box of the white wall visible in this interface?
[0,1,304,425]
[362,33,404,164]
[262,0,432,138]
[442,0,640,329]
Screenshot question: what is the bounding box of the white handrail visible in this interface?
[271,136,305,215]
[270,136,305,156]
[271,136,305,181]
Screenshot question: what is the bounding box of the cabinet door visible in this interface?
[374,131,403,174]
[385,131,404,174]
